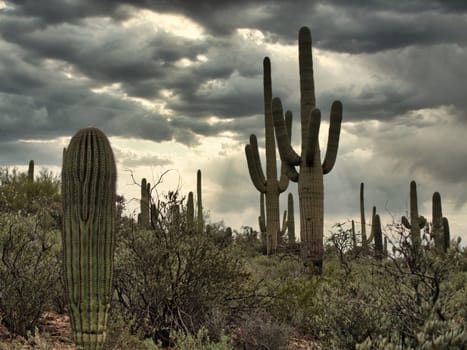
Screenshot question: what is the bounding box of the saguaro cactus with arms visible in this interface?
[272,27,343,271]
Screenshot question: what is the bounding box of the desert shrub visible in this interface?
[0,167,61,223]
[0,212,62,337]
[233,309,291,350]
[113,191,250,345]
[153,327,234,350]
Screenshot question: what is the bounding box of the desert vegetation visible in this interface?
[0,26,466,350]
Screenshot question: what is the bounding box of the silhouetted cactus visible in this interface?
[373,214,383,259]
[28,160,34,182]
[360,183,375,250]
[138,178,150,228]
[246,57,291,253]
[272,27,343,271]
[401,181,426,248]
[360,183,367,243]
[62,127,116,350]
[443,217,450,251]
[187,191,194,231]
[351,220,357,249]
[196,169,204,234]
[432,192,450,251]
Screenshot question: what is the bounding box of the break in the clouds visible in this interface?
[0,0,466,240]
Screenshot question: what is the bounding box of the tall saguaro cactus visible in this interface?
[272,27,343,270]
[401,180,426,248]
[62,127,117,350]
[245,57,291,253]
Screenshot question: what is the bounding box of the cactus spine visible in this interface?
[272,27,342,270]
[62,127,116,350]
[401,180,426,248]
[246,57,291,253]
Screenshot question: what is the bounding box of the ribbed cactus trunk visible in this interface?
[245,57,290,253]
[272,27,342,271]
[62,127,116,350]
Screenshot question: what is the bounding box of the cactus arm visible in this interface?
[298,26,316,120]
[278,110,297,190]
[305,108,321,167]
[272,97,301,166]
[322,101,343,174]
[245,135,267,193]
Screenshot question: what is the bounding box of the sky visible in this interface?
[1,0,466,244]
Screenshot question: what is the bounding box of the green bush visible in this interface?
[113,191,250,345]
[0,212,62,336]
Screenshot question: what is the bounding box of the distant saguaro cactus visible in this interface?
[272,27,342,271]
[187,191,194,231]
[401,180,426,248]
[246,57,291,254]
[373,214,383,259]
[432,192,450,251]
[62,127,116,350]
[196,169,204,234]
[28,160,34,182]
[139,178,150,228]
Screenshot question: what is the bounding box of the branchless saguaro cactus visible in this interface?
[196,169,204,234]
[245,57,291,253]
[272,27,343,270]
[432,191,450,251]
[62,127,116,350]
